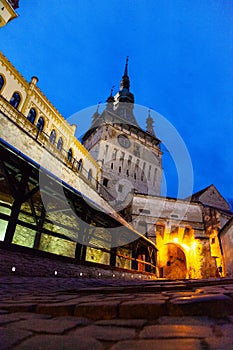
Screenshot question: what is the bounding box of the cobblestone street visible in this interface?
[0,276,232,349]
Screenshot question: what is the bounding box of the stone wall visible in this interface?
[220,219,233,277]
[0,243,155,279]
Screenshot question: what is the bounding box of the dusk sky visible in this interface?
[0,1,232,202]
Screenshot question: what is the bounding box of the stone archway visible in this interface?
[160,243,187,279]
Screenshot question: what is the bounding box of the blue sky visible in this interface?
[0,0,232,201]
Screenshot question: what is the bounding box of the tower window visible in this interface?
[153,168,158,186]
[118,184,123,192]
[119,166,121,173]
[134,173,136,180]
[111,163,114,169]
[57,137,63,151]
[112,149,117,160]
[126,169,129,176]
[128,155,132,166]
[27,108,36,124]
[10,92,21,109]
[120,152,125,162]
[36,117,44,132]
[0,74,5,91]
[49,129,56,144]
[103,178,109,187]
[148,165,151,180]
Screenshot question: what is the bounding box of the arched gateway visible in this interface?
[159,243,187,279]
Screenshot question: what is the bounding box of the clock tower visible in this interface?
[82,59,162,212]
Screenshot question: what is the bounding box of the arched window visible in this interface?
[36,117,44,132]
[27,108,36,124]
[49,129,56,144]
[10,92,21,109]
[57,137,63,151]
[67,148,72,161]
[0,75,5,92]
[88,169,92,181]
[78,159,83,172]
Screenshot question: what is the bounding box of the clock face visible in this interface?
[117,134,131,148]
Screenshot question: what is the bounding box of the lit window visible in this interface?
[88,169,92,181]
[67,148,72,161]
[27,108,36,124]
[183,227,191,240]
[156,224,165,239]
[78,159,83,172]
[57,137,63,151]
[49,129,56,144]
[10,92,21,109]
[211,237,215,244]
[0,75,5,92]
[36,117,44,132]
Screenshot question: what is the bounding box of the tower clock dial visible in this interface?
[117,134,131,148]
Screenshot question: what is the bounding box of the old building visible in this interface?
[82,59,233,279]
[0,52,232,278]
[0,0,19,27]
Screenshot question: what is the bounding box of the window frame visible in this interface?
[9,91,21,109]
[27,107,37,124]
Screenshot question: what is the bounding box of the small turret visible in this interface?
[146,109,156,136]
[91,104,100,124]
[106,86,115,111]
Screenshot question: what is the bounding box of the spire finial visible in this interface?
[124,56,129,76]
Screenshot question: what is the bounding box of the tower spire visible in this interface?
[120,56,130,91]
[115,57,138,126]
[123,56,129,77]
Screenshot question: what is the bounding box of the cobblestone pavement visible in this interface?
[0,276,232,349]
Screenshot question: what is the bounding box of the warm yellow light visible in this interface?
[191,242,197,250]
[173,237,178,243]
